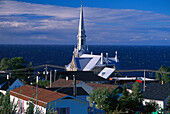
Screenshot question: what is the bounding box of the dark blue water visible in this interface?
[0,45,170,73]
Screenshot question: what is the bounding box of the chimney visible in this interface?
[101,53,103,64]
[115,51,118,62]
[106,53,108,64]
[161,81,164,85]
[7,74,9,80]
[66,76,69,81]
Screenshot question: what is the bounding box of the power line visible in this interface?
[1,64,170,74]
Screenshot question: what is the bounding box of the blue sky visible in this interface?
[0,0,170,45]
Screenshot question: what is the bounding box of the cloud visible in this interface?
[0,0,170,45]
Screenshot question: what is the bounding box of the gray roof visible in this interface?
[46,87,89,96]
[143,82,170,101]
[75,58,91,70]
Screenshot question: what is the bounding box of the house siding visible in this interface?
[48,99,88,114]
[143,99,164,109]
[164,96,169,109]
[10,95,46,114]
[8,79,24,91]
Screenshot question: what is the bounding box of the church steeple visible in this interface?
[77,3,86,51]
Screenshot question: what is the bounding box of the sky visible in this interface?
[0,0,170,45]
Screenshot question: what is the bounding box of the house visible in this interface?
[0,77,24,95]
[49,79,123,102]
[56,71,108,84]
[65,4,120,80]
[47,87,89,101]
[142,82,170,109]
[10,85,89,114]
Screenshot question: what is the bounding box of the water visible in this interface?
[0,45,170,73]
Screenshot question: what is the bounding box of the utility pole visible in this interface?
[7,74,10,88]
[9,73,11,78]
[50,70,52,88]
[73,75,76,97]
[44,65,48,80]
[143,70,146,92]
[54,70,57,82]
[36,75,38,114]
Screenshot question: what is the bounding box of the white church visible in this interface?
[66,4,120,79]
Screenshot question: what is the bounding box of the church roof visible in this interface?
[75,58,91,70]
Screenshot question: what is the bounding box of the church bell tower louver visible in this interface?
[77,4,86,52]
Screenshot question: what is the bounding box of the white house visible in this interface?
[10,85,89,114]
[142,82,170,109]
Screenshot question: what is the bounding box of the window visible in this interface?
[60,108,66,114]
[101,72,105,76]
[56,107,70,114]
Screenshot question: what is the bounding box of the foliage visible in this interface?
[155,65,170,83]
[90,87,119,112]
[166,95,170,111]
[38,80,50,88]
[144,101,158,113]
[0,57,34,79]
[118,82,143,113]
[120,84,128,100]
[131,82,143,102]
[0,58,10,70]
[26,94,35,114]
[32,79,50,88]
[0,92,17,114]
[118,84,131,112]
[10,57,26,70]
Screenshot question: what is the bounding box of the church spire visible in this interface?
[77,3,86,51]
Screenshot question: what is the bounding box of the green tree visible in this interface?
[32,79,50,88]
[156,65,170,83]
[1,57,35,79]
[144,101,157,113]
[120,84,128,100]
[129,82,143,111]
[90,87,118,112]
[0,57,10,70]
[10,57,26,70]
[0,92,17,114]
[166,95,170,112]
[131,82,142,102]
[118,84,131,112]
[26,94,35,114]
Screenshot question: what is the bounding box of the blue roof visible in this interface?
[75,58,91,70]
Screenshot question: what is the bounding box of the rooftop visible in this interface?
[10,85,67,107]
[46,87,89,96]
[87,82,120,91]
[51,79,81,88]
[57,71,107,82]
[0,77,17,90]
[142,82,170,101]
